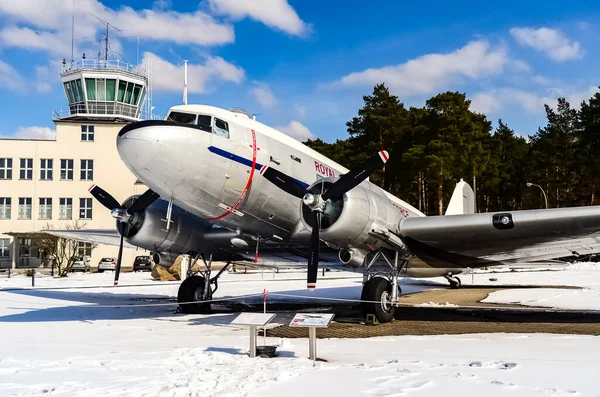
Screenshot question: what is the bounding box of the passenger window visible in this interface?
[167,112,196,124]
[213,118,229,138]
[197,115,212,133]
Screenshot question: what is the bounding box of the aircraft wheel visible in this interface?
[361,277,395,323]
[178,276,212,314]
[450,276,462,289]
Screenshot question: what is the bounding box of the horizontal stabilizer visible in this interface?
[445,179,474,215]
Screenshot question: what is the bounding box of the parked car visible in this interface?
[97,257,117,273]
[133,255,153,271]
[70,256,91,272]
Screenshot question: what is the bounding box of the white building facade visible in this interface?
[0,59,152,271]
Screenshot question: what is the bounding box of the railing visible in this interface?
[52,102,142,120]
[61,59,147,76]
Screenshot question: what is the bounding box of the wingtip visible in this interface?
[88,184,96,192]
[307,283,316,289]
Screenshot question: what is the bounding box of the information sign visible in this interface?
[289,313,334,328]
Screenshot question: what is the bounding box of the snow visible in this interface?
[0,266,599,396]
[478,262,600,311]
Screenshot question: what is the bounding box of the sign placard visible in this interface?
[289,313,334,328]
[231,312,275,326]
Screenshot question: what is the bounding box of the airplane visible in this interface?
[46,104,600,324]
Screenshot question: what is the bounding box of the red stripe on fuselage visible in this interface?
[204,129,257,221]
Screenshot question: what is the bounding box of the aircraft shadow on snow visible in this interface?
[0,284,366,323]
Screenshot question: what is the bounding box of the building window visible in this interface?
[0,158,12,180]
[39,198,52,220]
[80,159,93,180]
[213,118,229,138]
[19,158,33,180]
[18,197,32,220]
[79,198,92,219]
[0,198,10,220]
[40,159,53,180]
[60,159,73,180]
[59,198,73,220]
[81,125,95,141]
[0,238,9,258]
[78,242,93,257]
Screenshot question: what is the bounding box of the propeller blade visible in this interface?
[307,211,321,289]
[129,189,160,213]
[323,150,389,201]
[261,166,307,199]
[89,185,121,211]
[114,224,126,287]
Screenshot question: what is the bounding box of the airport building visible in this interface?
[0,58,152,271]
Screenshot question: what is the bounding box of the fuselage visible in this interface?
[116,104,425,244]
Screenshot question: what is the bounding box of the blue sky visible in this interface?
[0,0,599,142]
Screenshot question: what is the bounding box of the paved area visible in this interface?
[232,285,600,338]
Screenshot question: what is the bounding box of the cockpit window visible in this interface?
[167,111,196,124]
[214,118,229,138]
[197,115,212,133]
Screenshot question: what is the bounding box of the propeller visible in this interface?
[89,185,159,286]
[262,150,389,289]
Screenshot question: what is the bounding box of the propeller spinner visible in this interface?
[89,185,159,286]
[261,150,389,289]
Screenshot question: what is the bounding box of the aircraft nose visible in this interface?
[116,121,163,170]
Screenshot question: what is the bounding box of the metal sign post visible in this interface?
[231,313,275,358]
[289,313,334,361]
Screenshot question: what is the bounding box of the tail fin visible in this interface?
[445,179,474,215]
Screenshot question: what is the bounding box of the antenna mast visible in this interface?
[71,0,75,63]
[88,12,122,61]
[183,60,188,105]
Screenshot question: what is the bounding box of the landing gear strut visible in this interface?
[361,250,408,324]
[444,274,462,289]
[177,254,231,314]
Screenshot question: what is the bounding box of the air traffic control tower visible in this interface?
[53,58,149,122]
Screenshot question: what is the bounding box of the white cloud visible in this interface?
[509,27,583,62]
[0,0,234,56]
[2,126,56,140]
[276,120,314,141]
[143,52,244,93]
[510,59,531,73]
[35,65,52,92]
[471,89,552,115]
[249,82,277,109]
[338,40,507,96]
[0,27,70,56]
[0,59,25,92]
[294,104,307,118]
[208,0,310,36]
[470,86,600,115]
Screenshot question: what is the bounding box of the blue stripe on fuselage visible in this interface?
[208,145,309,188]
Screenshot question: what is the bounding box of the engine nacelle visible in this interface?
[300,179,404,253]
[119,196,214,256]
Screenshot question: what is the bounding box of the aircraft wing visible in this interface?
[397,206,600,268]
[42,229,138,249]
[40,228,347,268]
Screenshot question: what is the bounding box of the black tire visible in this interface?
[177,276,212,314]
[97,269,103,273]
[361,277,395,323]
[450,276,461,289]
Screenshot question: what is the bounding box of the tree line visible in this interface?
[304,83,600,215]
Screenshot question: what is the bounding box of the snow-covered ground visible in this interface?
[0,265,599,396]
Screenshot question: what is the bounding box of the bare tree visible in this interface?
[39,221,97,277]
